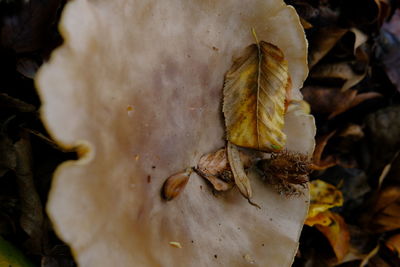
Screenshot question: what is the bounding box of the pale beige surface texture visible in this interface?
[36,0,315,266]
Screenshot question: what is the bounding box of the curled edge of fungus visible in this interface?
[36,0,315,266]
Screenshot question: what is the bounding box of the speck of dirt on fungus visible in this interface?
[169,241,182,248]
[152,166,156,169]
[214,254,218,259]
[262,244,265,247]
[147,175,151,183]
[200,185,203,190]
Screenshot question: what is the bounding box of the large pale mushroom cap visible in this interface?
[36,0,315,266]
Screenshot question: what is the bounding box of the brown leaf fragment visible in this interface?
[310,61,368,92]
[227,142,252,200]
[315,212,350,262]
[223,40,290,152]
[338,124,364,139]
[0,93,36,112]
[330,92,382,119]
[14,132,44,254]
[312,131,338,170]
[308,27,348,69]
[162,168,192,201]
[368,186,400,232]
[386,234,400,255]
[196,148,252,191]
[302,86,382,119]
[195,148,234,191]
[299,17,313,30]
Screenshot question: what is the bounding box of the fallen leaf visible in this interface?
[227,142,252,200]
[196,148,252,192]
[302,86,382,119]
[223,39,290,152]
[368,186,400,232]
[315,211,350,262]
[0,236,35,267]
[308,27,348,69]
[338,124,364,139]
[312,131,338,170]
[0,93,36,112]
[306,179,343,219]
[14,133,44,254]
[310,61,368,92]
[386,234,400,255]
[304,211,332,227]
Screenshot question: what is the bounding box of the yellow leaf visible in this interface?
[307,179,343,218]
[0,236,35,267]
[223,40,291,152]
[304,210,332,227]
[315,212,350,262]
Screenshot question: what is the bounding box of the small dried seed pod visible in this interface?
[258,151,311,196]
[162,168,192,201]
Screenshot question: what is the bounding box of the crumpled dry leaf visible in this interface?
[308,27,370,91]
[308,27,348,69]
[196,148,252,192]
[305,179,343,221]
[37,0,315,266]
[312,131,339,170]
[223,40,290,152]
[368,186,400,233]
[196,148,234,191]
[315,211,350,262]
[302,86,382,119]
[386,234,400,255]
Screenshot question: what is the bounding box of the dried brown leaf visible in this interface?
[368,186,400,232]
[14,133,44,254]
[312,131,338,170]
[315,212,350,262]
[302,86,382,119]
[223,40,290,152]
[308,27,348,69]
[196,148,253,192]
[226,142,252,200]
[386,234,400,255]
